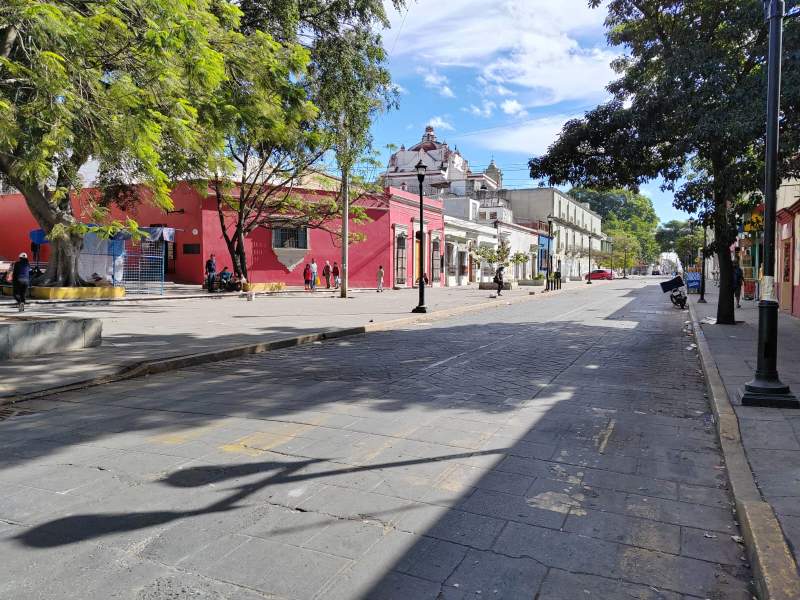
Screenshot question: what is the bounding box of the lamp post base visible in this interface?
[739,379,799,408]
[411,305,427,314]
[697,297,707,303]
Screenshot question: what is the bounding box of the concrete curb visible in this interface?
[688,301,800,600]
[2,283,586,405]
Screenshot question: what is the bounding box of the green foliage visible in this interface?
[474,241,512,267]
[675,228,705,267]
[569,187,659,263]
[510,252,530,265]
[0,0,234,284]
[605,229,640,271]
[655,220,691,253]
[530,1,800,323]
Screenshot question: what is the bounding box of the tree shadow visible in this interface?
[1,282,752,598]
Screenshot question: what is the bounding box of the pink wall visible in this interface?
[1,184,444,289]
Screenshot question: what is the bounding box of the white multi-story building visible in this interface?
[495,188,603,280]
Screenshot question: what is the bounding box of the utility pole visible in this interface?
[741,0,797,407]
[340,166,349,299]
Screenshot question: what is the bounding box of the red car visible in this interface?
[585,269,614,280]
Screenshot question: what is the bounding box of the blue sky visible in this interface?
[369,0,689,225]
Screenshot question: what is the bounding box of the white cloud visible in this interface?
[388,1,616,106]
[464,100,496,117]
[454,114,577,155]
[501,99,526,116]
[417,67,457,98]
[427,116,454,131]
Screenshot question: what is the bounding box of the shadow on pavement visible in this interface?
[1,282,753,599]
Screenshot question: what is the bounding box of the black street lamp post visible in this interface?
[412,161,427,314]
[623,244,628,279]
[698,222,708,303]
[741,0,797,407]
[586,234,593,284]
[545,216,553,292]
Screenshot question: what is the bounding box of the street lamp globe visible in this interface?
[415,160,426,183]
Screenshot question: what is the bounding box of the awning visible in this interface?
[29,226,176,244]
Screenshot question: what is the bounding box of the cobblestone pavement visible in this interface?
[0,285,542,397]
[692,289,800,569]
[0,279,753,599]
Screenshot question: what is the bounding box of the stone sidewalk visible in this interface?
[691,289,800,571]
[0,283,586,399]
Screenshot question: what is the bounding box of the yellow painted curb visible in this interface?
[2,285,125,299]
[688,301,800,600]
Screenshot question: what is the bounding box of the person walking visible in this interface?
[12,252,30,312]
[494,265,505,296]
[303,264,311,291]
[310,258,318,291]
[733,260,744,309]
[205,253,217,293]
[323,261,332,289]
[376,265,384,292]
[332,262,340,289]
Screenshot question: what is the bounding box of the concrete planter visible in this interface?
[518,279,545,287]
[0,316,102,360]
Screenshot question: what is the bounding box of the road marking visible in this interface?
[597,419,616,454]
[421,334,516,371]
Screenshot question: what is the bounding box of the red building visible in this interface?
[0,183,445,289]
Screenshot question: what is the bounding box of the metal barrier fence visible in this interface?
[120,238,164,295]
[30,240,165,295]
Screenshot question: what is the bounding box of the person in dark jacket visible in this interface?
[12,252,30,312]
[205,254,217,293]
[494,265,505,296]
[733,260,744,309]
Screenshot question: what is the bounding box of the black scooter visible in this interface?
[660,275,687,309]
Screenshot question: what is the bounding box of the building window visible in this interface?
[273,227,308,249]
[432,240,441,281]
[395,235,407,285]
[183,243,201,255]
[489,212,497,220]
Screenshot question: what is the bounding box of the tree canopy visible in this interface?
[568,187,660,263]
[530,1,800,324]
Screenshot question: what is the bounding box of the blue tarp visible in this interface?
[29,226,175,244]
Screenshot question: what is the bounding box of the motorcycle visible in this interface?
[660,275,687,309]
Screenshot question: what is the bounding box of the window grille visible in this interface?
[273,227,308,249]
[431,241,441,280]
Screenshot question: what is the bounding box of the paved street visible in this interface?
[0,285,541,398]
[0,279,752,599]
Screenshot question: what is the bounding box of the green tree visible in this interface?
[606,229,641,274]
[675,228,705,269]
[529,1,800,324]
[209,0,402,282]
[569,187,660,263]
[655,220,691,253]
[0,0,233,285]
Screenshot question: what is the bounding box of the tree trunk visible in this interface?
[236,235,248,281]
[715,222,736,325]
[38,232,85,287]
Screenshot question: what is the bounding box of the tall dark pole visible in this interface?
[741,0,797,407]
[412,161,427,314]
[623,244,628,279]
[610,240,614,278]
[698,224,708,303]
[545,217,553,292]
[586,234,593,284]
